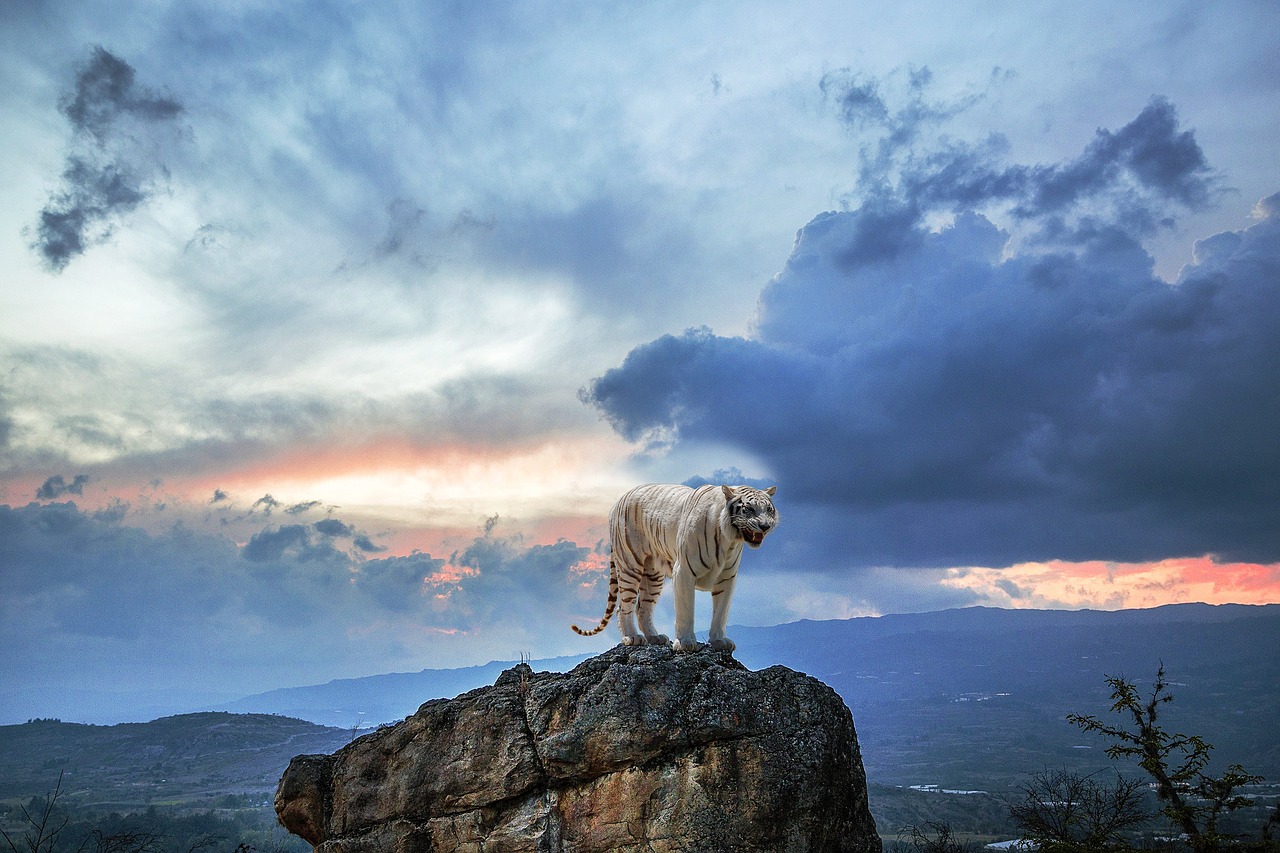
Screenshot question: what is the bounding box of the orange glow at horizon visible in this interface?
[0,431,631,537]
[197,435,633,523]
[942,556,1280,610]
[7,463,1279,613]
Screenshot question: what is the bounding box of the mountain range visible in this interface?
[217,602,1280,790]
[3,603,1276,806]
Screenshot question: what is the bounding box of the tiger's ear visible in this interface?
[720,484,735,501]
[765,486,777,496]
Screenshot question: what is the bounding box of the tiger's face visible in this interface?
[721,484,779,548]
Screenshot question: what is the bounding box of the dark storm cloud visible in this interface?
[439,532,596,627]
[1037,96,1212,211]
[229,514,591,625]
[906,97,1215,231]
[352,553,441,611]
[92,498,129,523]
[59,46,183,140]
[353,534,387,554]
[313,518,355,538]
[36,474,90,500]
[820,68,1215,244]
[311,518,387,553]
[0,500,415,712]
[820,70,888,128]
[32,47,185,272]
[585,95,1280,569]
[33,158,148,272]
[242,524,313,562]
[241,523,351,564]
[822,65,986,190]
[823,65,980,147]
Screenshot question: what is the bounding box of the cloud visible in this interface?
[352,552,444,612]
[251,494,282,514]
[230,511,597,631]
[242,523,318,563]
[59,46,182,139]
[241,520,365,565]
[1016,96,1213,217]
[440,531,597,628]
[304,517,387,553]
[0,392,12,451]
[36,474,90,500]
[31,46,185,272]
[0,498,607,721]
[313,518,355,538]
[682,467,778,490]
[822,65,979,157]
[0,336,607,482]
[358,191,702,322]
[819,69,889,129]
[818,68,1215,246]
[353,534,387,553]
[585,90,1280,570]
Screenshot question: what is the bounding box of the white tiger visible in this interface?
[572,483,779,653]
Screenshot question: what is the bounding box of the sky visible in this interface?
[2,0,1279,725]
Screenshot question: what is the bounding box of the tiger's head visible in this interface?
[720,484,779,548]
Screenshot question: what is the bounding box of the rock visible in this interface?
[276,644,881,852]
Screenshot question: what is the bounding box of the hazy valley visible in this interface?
[4,603,1278,847]
[215,602,1280,790]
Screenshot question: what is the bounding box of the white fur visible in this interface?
[602,483,779,653]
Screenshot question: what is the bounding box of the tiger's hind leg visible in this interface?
[615,557,647,646]
[635,557,670,645]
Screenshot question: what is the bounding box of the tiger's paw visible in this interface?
[621,634,648,646]
[709,637,736,652]
[673,636,701,653]
[645,633,671,646]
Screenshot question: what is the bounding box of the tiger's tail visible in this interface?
[571,558,618,636]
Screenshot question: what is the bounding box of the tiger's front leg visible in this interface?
[707,571,737,652]
[671,560,700,652]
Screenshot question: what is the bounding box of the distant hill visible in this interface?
[212,654,591,729]
[0,712,350,808]
[732,602,1280,789]
[217,602,1280,790]
[4,605,1275,807]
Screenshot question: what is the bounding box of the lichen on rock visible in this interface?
[276,644,881,852]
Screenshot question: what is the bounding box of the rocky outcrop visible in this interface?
[276,644,880,852]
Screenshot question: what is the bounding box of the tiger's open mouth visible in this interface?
[742,528,765,547]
